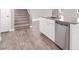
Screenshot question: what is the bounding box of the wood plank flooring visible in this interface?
[0,21,61,50]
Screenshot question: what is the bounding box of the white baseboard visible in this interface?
[32,19,40,21]
[30,26,32,28]
[9,28,15,32]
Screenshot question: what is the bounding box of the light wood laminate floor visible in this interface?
[0,21,61,50]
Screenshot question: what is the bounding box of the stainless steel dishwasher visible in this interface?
[55,21,70,50]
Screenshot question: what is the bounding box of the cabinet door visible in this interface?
[40,18,48,35]
[1,9,11,32]
[48,20,55,42]
[44,19,55,42]
[43,19,50,37]
[40,18,55,42]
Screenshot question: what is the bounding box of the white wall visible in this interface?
[29,9,60,21]
[29,9,78,19]
[29,9,78,21]
[29,9,52,19]
[0,9,12,32]
[61,9,77,17]
[60,9,78,22]
[0,10,1,33]
[0,10,1,41]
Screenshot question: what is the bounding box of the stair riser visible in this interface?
[15,15,29,16]
[15,24,30,28]
[15,22,30,25]
[15,18,29,21]
[15,26,30,30]
[15,15,29,17]
[15,10,28,12]
[15,13,28,15]
[15,12,29,15]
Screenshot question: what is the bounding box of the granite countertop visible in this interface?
[42,16,79,24]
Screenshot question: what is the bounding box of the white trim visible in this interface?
[11,9,15,31]
[9,28,15,32]
[32,19,40,21]
[77,9,79,13]
[30,26,32,28]
[77,18,79,22]
[59,15,64,21]
[0,33,2,41]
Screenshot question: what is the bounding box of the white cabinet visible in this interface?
[70,24,79,50]
[39,17,55,42]
[0,9,11,32]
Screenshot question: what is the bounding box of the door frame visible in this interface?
[10,9,15,31]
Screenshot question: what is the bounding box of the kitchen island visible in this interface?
[39,16,79,50]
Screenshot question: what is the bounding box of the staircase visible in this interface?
[14,9,30,30]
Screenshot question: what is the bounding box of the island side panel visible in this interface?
[70,24,79,50]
